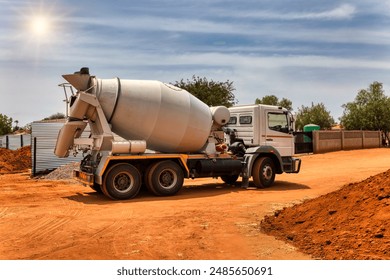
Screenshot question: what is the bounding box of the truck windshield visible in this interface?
[268,112,289,133]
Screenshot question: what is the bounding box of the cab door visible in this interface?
[264,110,294,157]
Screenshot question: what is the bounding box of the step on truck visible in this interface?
[54,68,301,200]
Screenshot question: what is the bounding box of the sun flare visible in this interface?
[16,2,68,57]
[31,15,50,36]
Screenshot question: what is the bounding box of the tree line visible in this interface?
[0,113,65,136]
[177,78,390,137]
[1,77,388,137]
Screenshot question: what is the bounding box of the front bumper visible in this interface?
[291,158,301,173]
[73,169,94,186]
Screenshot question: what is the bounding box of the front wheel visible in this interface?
[102,163,142,200]
[146,160,184,196]
[252,157,275,188]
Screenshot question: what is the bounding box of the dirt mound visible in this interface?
[261,169,390,260]
[0,146,31,174]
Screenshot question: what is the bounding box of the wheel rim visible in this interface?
[113,172,134,193]
[262,164,273,181]
[158,169,177,190]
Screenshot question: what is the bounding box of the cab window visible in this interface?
[228,116,237,124]
[239,115,252,124]
[268,112,288,133]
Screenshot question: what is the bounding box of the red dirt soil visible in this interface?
[1,147,390,260]
[261,170,390,260]
[0,146,31,174]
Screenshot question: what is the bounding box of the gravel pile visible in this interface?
[43,162,80,180]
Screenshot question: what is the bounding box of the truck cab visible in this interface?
[226,104,295,157]
[225,104,300,188]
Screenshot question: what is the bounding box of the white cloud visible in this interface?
[294,4,356,20]
[1,0,390,126]
[221,4,357,21]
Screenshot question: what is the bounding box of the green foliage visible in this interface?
[43,112,66,120]
[174,76,236,107]
[340,82,390,133]
[0,114,13,135]
[255,95,293,111]
[295,102,335,130]
[0,113,13,136]
[255,95,278,106]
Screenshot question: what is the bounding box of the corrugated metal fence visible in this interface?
[0,134,31,150]
[31,121,90,176]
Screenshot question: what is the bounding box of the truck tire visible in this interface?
[90,183,103,194]
[252,157,275,188]
[146,160,184,196]
[102,163,142,200]
[221,175,239,185]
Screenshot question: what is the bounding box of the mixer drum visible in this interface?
[91,78,213,153]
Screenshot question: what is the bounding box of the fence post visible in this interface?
[33,137,37,177]
[312,130,319,153]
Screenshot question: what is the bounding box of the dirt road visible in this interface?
[1,148,389,260]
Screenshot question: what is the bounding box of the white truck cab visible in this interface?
[227,104,295,157]
[225,104,300,188]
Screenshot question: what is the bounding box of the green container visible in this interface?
[303,124,320,143]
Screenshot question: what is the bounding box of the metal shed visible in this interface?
[31,120,90,176]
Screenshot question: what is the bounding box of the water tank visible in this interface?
[210,106,230,126]
[90,78,213,153]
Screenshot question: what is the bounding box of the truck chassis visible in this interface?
[74,149,300,200]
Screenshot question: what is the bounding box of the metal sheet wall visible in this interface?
[0,134,31,150]
[31,121,90,175]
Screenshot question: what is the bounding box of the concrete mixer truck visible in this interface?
[55,68,301,200]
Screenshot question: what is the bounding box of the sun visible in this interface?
[30,15,50,36]
[13,1,70,59]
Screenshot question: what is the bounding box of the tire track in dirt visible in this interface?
[96,207,135,257]
[22,197,84,241]
[11,196,87,259]
[0,207,8,218]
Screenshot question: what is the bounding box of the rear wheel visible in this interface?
[102,163,142,200]
[146,160,184,196]
[252,157,275,188]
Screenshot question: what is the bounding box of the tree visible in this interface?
[0,113,13,136]
[295,102,335,130]
[255,95,293,111]
[174,76,236,107]
[340,82,390,133]
[12,120,20,132]
[43,112,66,120]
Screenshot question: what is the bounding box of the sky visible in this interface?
[1,0,390,126]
